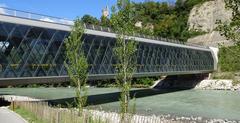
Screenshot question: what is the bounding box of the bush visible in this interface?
[218,46,240,72]
[134,77,158,87]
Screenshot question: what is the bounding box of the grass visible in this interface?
[14,101,106,123]
[14,106,46,123]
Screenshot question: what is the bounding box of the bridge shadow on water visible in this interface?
[46,74,207,107]
[46,88,189,107]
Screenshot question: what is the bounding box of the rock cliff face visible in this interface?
[187,0,233,47]
[187,31,234,47]
[188,0,232,32]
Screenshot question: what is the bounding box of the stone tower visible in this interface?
[102,6,109,17]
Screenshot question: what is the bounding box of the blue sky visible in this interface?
[0,0,175,20]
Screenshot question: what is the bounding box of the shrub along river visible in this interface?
[0,88,239,120]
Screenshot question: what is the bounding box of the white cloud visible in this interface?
[40,17,55,23]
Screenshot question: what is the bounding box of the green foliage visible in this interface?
[224,0,240,23]
[81,14,100,25]
[64,18,88,115]
[15,106,45,123]
[217,0,240,72]
[217,0,240,44]
[218,45,240,72]
[131,0,210,41]
[111,0,138,120]
[80,0,210,41]
[100,16,111,27]
[134,77,156,86]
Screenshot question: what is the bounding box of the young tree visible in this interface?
[64,18,88,115]
[111,0,138,120]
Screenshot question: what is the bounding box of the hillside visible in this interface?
[187,0,233,47]
[81,0,212,41]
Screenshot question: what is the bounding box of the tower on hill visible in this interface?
[102,6,109,17]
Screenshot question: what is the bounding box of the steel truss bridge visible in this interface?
[0,7,217,86]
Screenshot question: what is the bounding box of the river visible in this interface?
[0,88,239,120]
[89,89,240,120]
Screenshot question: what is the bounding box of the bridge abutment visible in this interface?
[153,74,210,89]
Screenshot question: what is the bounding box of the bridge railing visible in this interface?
[0,7,74,25]
[83,23,208,48]
[0,7,208,49]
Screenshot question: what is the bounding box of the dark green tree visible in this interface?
[81,14,99,25]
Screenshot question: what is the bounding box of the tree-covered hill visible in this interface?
[81,0,210,41]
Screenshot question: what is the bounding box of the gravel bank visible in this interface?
[195,79,240,91]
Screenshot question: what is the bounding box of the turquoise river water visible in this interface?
[89,89,240,120]
[0,88,239,120]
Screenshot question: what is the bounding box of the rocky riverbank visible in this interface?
[194,79,240,91]
[84,109,240,123]
[152,74,240,91]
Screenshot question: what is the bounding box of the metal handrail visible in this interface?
[0,7,208,49]
[0,7,74,25]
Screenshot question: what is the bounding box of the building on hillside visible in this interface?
[135,21,143,28]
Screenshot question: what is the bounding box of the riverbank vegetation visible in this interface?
[215,0,240,85]
[218,45,240,72]
[217,1,239,68]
